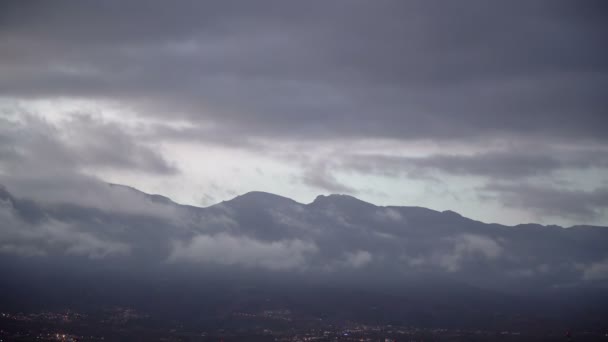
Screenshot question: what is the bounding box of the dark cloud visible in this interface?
[295,147,608,222]
[341,148,608,179]
[1,0,606,143]
[481,183,608,222]
[0,1,606,226]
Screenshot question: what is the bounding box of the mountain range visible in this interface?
[1,183,607,330]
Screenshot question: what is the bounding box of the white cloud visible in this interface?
[0,198,130,259]
[4,176,183,221]
[168,233,318,271]
[344,250,373,268]
[453,234,503,258]
[374,208,403,222]
[582,258,608,281]
[406,234,503,272]
[437,234,502,272]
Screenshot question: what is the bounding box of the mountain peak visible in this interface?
[108,183,175,205]
[226,191,298,206]
[311,193,375,208]
[442,209,463,218]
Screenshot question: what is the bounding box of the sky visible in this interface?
[0,0,607,227]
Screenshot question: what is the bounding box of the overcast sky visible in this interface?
[1,0,607,226]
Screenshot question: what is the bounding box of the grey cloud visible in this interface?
[1,172,186,222]
[374,208,403,222]
[1,1,606,143]
[300,161,357,194]
[167,233,319,271]
[408,234,503,272]
[0,110,183,216]
[44,220,131,258]
[321,250,374,272]
[0,243,46,257]
[0,112,177,175]
[481,183,608,222]
[343,250,373,268]
[582,258,608,281]
[342,149,608,180]
[62,115,178,174]
[439,234,503,272]
[200,193,217,207]
[0,196,130,259]
[293,148,608,220]
[2,174,186,220]
[1,1,606,221]
[0,1,607,278]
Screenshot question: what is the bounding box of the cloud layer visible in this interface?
[0,0,606,225]
[1,185,607,292]
[168,233,318,271]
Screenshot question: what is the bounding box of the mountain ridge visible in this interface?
[2,182,607,232]
[1,182,608,329]
[106,183,607,230]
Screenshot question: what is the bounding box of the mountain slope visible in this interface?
[1,184,607,328]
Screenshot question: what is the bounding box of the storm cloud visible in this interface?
[2,1,606,140]
[0,0,607,225]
